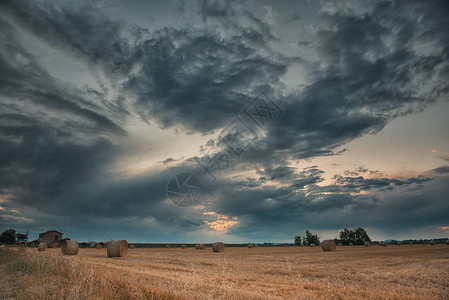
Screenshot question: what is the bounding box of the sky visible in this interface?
[0,0,448,243]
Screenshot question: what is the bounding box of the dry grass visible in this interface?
[0,246,181,299]
[1,245,448,299]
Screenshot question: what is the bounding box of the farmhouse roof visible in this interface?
[39,230,63,235]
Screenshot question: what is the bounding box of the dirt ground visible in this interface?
[26,244,449,299]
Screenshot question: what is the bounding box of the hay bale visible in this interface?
[181,244,187,249]
[430,240,435,245]
[96,244,103,249]
[248,244,255,248]
[321,239,336,251]
[198,244,206,250]
[195,244,200,249]
[255,244,259,248]
[107,240,128,257]
[166,244,171,249]
[338,243,342,246]
[382,242,388,247]
[212,242,225,252]
[62,240,79,255]
[365,242,372,247]
[349,243,354,246]
[38,243,47,251]
[310,243,316,247]
[130,244,135,249]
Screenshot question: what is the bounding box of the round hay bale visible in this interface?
[321,239,336,251]
[166,244,171,249]
[310,243,316,247]
[130,244,135,249]
[38,243,47,251]
[198,243,207,250]
[430,240,435,245]
[181,244,187,249]
[195,244,200,250]
[248,244,255,248]
[62,240,79,255]
[107,240,128,257]
[212,242,225,252]
[255,244,259,247]
[365,242,372,247]
[96,244,103,249]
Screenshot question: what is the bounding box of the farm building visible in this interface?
[38,230,63,244]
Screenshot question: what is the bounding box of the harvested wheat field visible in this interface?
[1,245,448,299]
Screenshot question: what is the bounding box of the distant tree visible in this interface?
[339,228,351,245]
[16,233,28,242]
[0,229,16,244]
[354,227,371,245]
[294,235,302,246]
[305,230,320,246]
[340,227,371,245]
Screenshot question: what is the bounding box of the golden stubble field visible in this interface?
[1,244,448,299]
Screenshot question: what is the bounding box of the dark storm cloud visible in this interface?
[254,0,449,163]
[2,0,289,133]
[197,0,237,20]
[0,0,134,77]
[3,0,447,155]
[430,166,449,174]
[0,7,129,232]
[124,27,287,132]
[207,166,448,237]
[332,174,433,191]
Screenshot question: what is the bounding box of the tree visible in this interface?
[305,230,320,245]
[339,228,351,245]
[339,227,371,245]
[294,235,302,246]
[354,227,371,245]
[16,233,28,242]
[0,229,16,244]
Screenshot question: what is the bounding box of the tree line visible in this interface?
[0,229,28,244]
[294,227,371,246]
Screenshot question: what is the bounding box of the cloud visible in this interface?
[204,165,448,238]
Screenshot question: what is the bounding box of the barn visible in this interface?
[38,230,63,244]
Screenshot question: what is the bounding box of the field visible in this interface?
[1,244,448,299]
